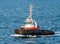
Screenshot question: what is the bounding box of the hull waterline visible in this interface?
[15,29,55,35]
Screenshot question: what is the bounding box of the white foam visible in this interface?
[11,34,36,37]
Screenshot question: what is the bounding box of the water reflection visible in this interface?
[0,35,60,44]
[25,38,36,44]
[13,37,46,44]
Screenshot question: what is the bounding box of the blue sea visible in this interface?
[0,0,60,44]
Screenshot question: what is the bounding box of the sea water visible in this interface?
[0,0,60,44]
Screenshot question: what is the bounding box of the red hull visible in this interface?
[23,27,39,30]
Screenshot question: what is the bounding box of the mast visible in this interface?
[29,4,33,19]
[26,4,33,23]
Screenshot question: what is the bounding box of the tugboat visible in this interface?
[13,4,54,37]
